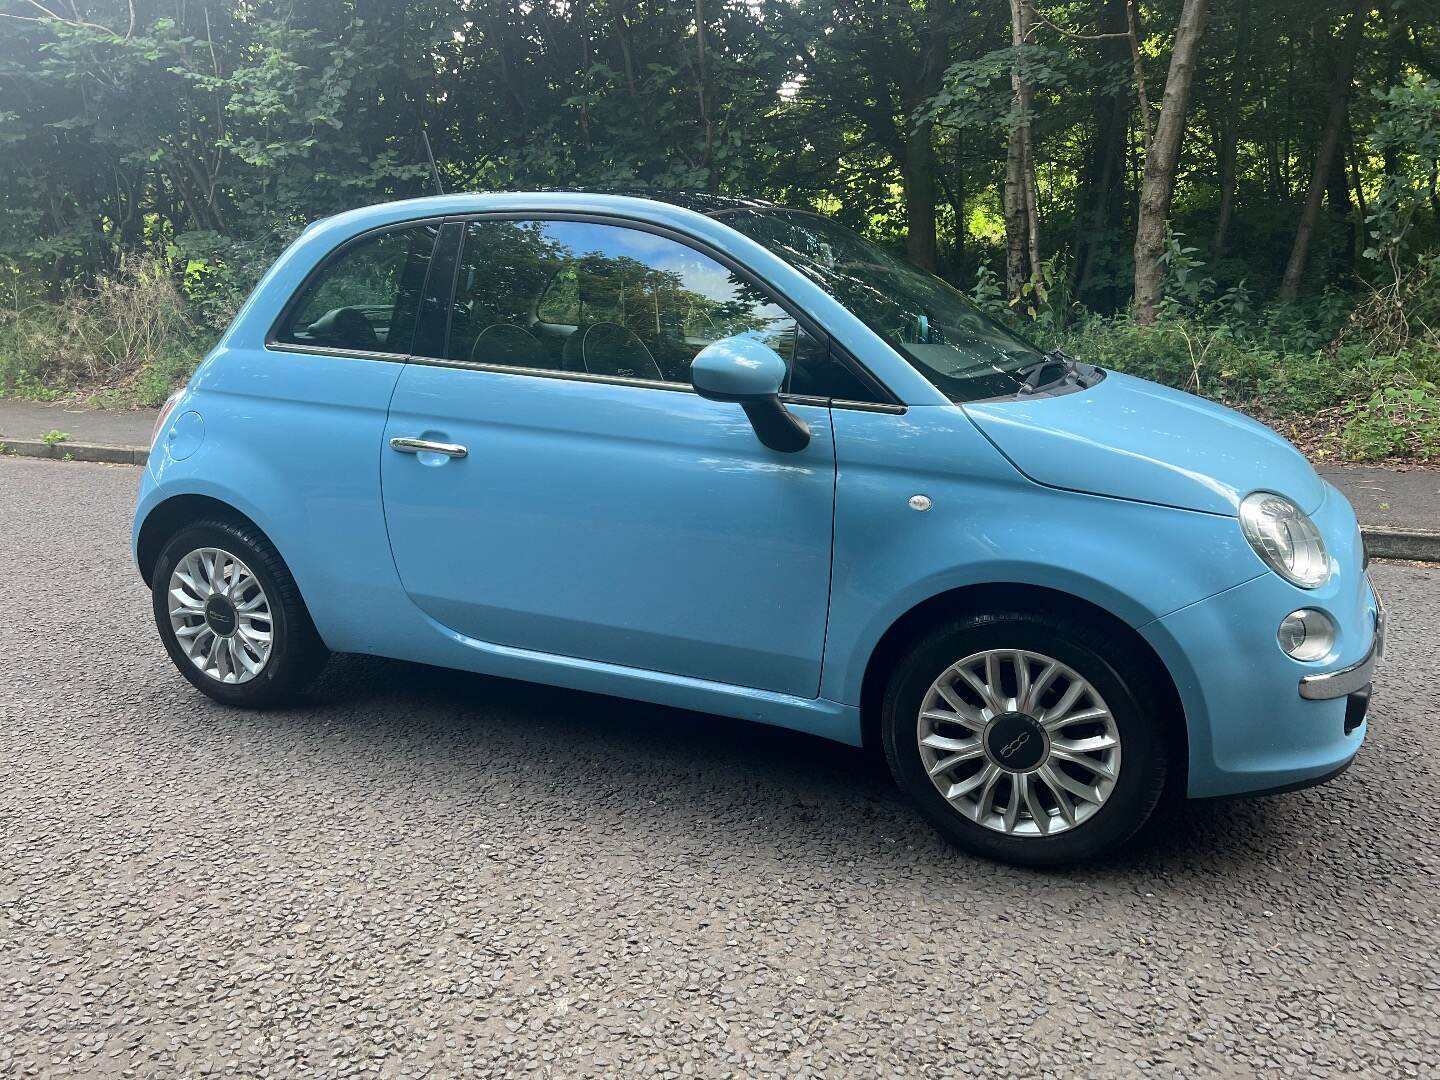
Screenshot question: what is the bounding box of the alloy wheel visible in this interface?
[916,648,1122,836]
[167,547,274,684]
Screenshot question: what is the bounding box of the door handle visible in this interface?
[390,436,468,459]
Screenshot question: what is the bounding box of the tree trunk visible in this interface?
[937,128,966,274]
[693,0,717,191]
[1003,0,1038,296]
[1212,1,1251,254]
[1278,4,1366,302]
[903,119,940,272]
[1132,0,1209,326]
[900,0,952,272]
[1326,134,1356,280]
[1073,0,1131,302]
[1003,130,1027,295]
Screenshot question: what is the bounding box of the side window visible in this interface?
[276,224,438,354]
[442,218,803,384]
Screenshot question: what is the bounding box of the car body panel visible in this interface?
[820,403,1272,706]
[1140,482,1376,797]
[381,361,837,698]
[133,191,1374,803]
[136,347,406,650]
[965,372,1328,515]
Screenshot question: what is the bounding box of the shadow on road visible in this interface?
[195,651,1312,883]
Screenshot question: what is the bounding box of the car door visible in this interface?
[380,216,837,698]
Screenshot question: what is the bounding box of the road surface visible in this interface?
[1,457,1435,1077]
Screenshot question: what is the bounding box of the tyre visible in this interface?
[881,609,1171,867]
[151,518,328,708]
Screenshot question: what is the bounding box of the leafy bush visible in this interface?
[170,229,288,331]
[1341,385,1440,461]
[0,256,208,405]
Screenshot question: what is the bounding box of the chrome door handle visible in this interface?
[390,436,468,459]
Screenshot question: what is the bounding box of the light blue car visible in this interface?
[133,192,1383,865]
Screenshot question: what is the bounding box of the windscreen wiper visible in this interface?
[1016,348,1077,394]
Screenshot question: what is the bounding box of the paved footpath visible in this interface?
[1,454,1437,1077]
[0,398,155,449]
[1,397,1435,545]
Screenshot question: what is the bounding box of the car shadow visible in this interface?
[247,652,1333,884]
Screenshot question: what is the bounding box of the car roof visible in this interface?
[303,190,785,239]
[566,189,783,216]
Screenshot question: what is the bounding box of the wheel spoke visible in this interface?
[944,762,998,802]
[1043,705,1109,732]
[1020,661,1058,713]
[920,732,980,754]
[1050,748,1117,781]
[926,748,985,777]
[1038,770,1077,827]
[237,621,271,645]
[1040,764,1104,806]
[169,586,204,611]
[984,653,1005,708]
[1019,773,1049,834]
[188,626,214,660]
[1041,679,1086,725]
[973,767,1002,820]
[923,704,986,735]
[954,665,1001,714]
[1002,777,1022,833]
[1051,733,1118,754]
[1013,653,1032,714]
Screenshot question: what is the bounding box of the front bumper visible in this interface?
[1138,512,1380,800]
[1299,591,1384,700]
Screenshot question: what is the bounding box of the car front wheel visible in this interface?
[882,610,1171,867]
[151,519,328,708]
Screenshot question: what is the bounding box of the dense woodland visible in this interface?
[2,0,1439,458]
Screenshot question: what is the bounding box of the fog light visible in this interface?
[1278,609,1335,661]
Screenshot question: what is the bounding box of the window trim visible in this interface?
[266,208,907,414]
[266,217,445,359]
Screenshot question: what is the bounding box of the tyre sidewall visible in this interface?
[883,612,1169,867]
[152,523,307,708]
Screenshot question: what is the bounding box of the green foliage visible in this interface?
[0,256,206,404]
[0,0,1438,454]
[1342,385,1440,461]
[41,429,68,445]
[1364,75,1440,281]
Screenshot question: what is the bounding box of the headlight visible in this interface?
[1239,491,1329,588]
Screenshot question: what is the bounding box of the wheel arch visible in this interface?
[857,581,1188,770]
[136,494,269,586]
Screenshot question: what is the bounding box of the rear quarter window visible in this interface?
[275,223,438,355]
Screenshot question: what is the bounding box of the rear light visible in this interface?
[151,390,184,449]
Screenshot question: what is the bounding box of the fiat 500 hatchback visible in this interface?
[134,192,1383,866]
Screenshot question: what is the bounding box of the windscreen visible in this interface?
[720,209,1045,401]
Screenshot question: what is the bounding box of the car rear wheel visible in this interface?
[882,610,1170,867]
[152,519,328,707]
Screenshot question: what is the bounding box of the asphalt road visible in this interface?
[1,456,1436,1078]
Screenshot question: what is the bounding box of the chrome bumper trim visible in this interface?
[1299,583,1385,701]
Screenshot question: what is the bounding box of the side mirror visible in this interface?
[690,336,811,453]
